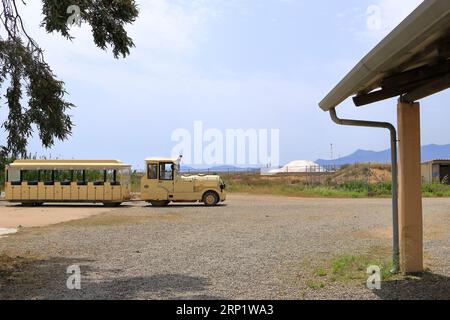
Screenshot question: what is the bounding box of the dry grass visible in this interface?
[220,163,450,198]
[0,253,43,281]
[56,211,184,228]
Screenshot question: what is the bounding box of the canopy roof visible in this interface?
[319,0,450,111]
[7,160,131,170]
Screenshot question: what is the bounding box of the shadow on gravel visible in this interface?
[81,274,217,299]
[0,254,217,299]
[374,272,450,300]
[0,255,95,299]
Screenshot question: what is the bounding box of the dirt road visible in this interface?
[0,202,113,228]
[0,194,448,299]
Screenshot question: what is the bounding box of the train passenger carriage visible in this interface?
[4,160,131,206]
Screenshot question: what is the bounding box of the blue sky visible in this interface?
[1,0,448,169]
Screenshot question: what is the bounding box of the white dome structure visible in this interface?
[264,160,327,175]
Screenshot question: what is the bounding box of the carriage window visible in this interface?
[7,169,20,183]
[84,170,105,185]
[55,170,72,185]
[40,170,54,185]
[147,164,157,179]
[73,170,85,182]
[21,170,39,182]
[105,170,116,183]
[159,163,173,180]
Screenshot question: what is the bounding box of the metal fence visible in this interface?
[179,163,395,186]
[260,165,339,175]
[180,165,340,176]
[180,168,261,175]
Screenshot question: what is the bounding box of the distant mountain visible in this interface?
[181,165,259,173]
[316,144,450,166]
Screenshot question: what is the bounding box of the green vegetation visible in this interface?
[131,172,143,193]
[224,174,450,198]
[329,253,393,282]
[0,155,15,193]
[0,1,138,173]
[305,246,398,290]
[0,171,4,192]
[306,280,326,290]
[421,183,450,197]
[223,162,448,198]
[313,267,328,277]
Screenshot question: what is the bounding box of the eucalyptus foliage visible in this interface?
[0,0,138,158]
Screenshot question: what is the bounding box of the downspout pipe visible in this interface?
[329,108,399,273]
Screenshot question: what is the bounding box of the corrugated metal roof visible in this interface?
[422,159,450,164]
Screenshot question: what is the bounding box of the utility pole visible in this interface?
[330,143,334,170]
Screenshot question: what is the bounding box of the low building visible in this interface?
[421,160,450,184]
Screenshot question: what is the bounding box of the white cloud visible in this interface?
[338,0,424,42]
[16,0,218,62]
[130,0,218,58]
[374,0,424,35]
[4,0,226,100]
[5,1,317,113]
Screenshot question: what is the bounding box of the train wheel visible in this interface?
[203,191,219,206]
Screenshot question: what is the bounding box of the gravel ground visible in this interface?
[0,194,448,300]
